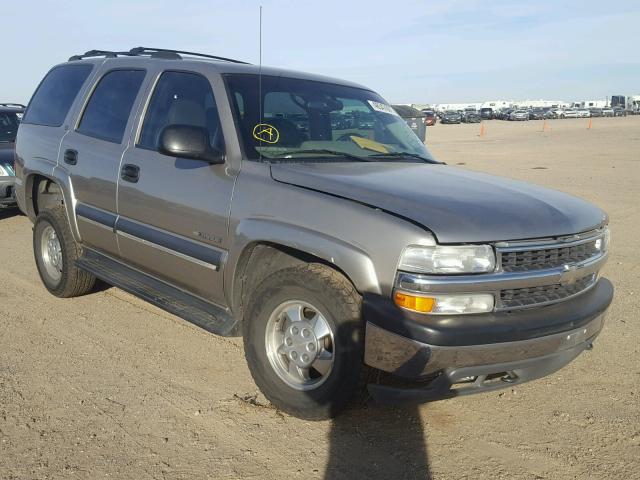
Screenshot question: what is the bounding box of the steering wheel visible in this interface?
[336,132,365,142]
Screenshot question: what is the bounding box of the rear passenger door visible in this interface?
[116,70,234,306]
[60,67,147,256]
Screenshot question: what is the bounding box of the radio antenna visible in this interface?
[258,5,263,159]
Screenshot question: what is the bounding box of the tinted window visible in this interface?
[77,70,145,144]
[138,71,223,151]
[22,64,92,127]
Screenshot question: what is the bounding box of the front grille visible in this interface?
[499,274,596,309]
[500,239,601,272]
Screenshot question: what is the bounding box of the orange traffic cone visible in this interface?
[479,122,486,137]
[542,120,548,132]
[587,118,592,129]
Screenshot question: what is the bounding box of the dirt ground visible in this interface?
[1,116,638,479]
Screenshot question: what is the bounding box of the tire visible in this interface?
[33,205,96,298]
[243,263,368,420]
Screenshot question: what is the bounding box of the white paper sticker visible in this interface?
[368,100,399,116]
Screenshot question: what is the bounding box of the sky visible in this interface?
[3,0,639,105]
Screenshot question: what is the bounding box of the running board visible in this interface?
[76,249,238,336]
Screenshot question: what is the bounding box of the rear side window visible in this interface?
[77,69,146,144]
[138,71,223,151]
[22,64,93,127]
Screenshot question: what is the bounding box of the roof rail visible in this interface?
[68,47,250,64]
[129,47,250,64]
[0,103,26,109]
[69,50,134,61]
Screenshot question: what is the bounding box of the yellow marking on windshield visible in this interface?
[350,136,389,153]
[253,124,280,144]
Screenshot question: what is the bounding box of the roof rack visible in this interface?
[0,103,26,109]
[129,47,250,64]
[68,47,250,64]
[68,50,134,61]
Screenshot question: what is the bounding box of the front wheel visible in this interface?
[243,264,368,420]
[33,206,96,297]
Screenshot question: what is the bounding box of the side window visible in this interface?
[77,69,146,144]
[22,64,93,127]
[138,71,223,151]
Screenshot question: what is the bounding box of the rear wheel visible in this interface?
[243,264,368,419]
[33,206,96,297]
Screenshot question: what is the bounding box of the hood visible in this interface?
[270,162,606,243]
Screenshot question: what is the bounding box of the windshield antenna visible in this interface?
[258,5,263,161]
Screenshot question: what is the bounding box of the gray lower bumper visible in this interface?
[364,312,606,404]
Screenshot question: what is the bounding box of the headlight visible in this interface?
[399,244,495,274]
[394,292,494,314]
[596,227,610,253]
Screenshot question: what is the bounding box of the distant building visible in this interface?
[432,102,483,112]
[511,100,570,108]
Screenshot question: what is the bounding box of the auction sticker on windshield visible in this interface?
[368,100,399,116]
[253,124,280,144]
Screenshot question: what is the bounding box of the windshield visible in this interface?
[0,112,20,143]
[224,74,435,162]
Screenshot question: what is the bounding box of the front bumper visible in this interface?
[363,278,613,404]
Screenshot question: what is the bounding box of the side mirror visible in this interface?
[158,125,224,164]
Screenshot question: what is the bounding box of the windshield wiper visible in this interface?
[270,149,374,162]
[369,152,441,164]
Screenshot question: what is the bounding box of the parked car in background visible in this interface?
[391,105,427,142]
[560,109,579,119]
[480,107,493,120]
[497,108,515,120]
[544,109,559,119]
[509,110,529,121]
[420,109,437,126]
[440,110,462,124]
[529,109,545,120]
[0,103,25,207]
[575,109,591,118]
[602,107,614,117]
[589,108,604,118]
[462,111,481,123]
[613,106,627,117]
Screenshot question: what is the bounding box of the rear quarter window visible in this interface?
[22,64,93,127]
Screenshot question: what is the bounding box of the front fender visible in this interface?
[224,217,381,305]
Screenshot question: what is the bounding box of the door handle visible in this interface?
[120,164,140,183]
[63,149,78,165]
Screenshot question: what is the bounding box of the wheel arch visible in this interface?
[25,172,80,242]
[226,218,381,322]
